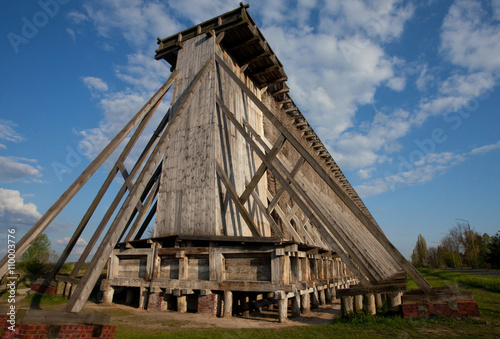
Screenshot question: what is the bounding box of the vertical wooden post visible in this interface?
[223,290,233,318]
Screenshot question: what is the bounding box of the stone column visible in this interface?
[375,293,384,309]
[319,288,326,305]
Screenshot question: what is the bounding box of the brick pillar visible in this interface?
[198,294,218,316]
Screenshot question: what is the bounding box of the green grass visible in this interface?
[112,269,500,339]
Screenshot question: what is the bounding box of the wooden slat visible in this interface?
[267,156,305,212]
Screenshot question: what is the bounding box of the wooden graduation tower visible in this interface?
[4,4,473,321]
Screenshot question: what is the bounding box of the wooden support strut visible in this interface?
[239,134,285,204]
[0,70,178,279]
[65,58,213,313]
[215,162,262,238]
[214,54,433,293]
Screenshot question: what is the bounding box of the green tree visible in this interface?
[411,234,428,267]
[19,234,57,276]
[487,231,500,268]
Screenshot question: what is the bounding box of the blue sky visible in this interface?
[1,0,499,261]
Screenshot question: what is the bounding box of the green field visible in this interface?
[1,269,499,338]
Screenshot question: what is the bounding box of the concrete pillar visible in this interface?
[331,286,337,301]
[278,297,288,323]
[223,291,233,318]
[375,293,384,309]
[300,292,310,313]
[125,288,134,305]
[102,286,114,304]
[241,295,250,317]
[364,293,376,315]
[291,295,301,318]
[177,295,187,313]
[319,289,326,305]
[311,289,319,309]
[387,291,402,312]
[56,281,65,296]
[341,296,353,315]
[325,287,332,304]
[354,295,363,312]
[139,287,149,310]
[147,291,162,310]
[64,282,72,298]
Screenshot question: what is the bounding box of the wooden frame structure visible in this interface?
[1,4,443,322]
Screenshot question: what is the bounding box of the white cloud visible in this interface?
[356,152,466,197]
[80,0,182,46]
[470,140,500,155]
[0,188,41,228]
[440,0,500,73]
[82,76,109,92]
[386,76,406,91]
[67,28,76,43]
[0,120,24,144]
[57,237,87,246]
[0,156,42,182]
[493,0,500,21]
[168,0,236,25]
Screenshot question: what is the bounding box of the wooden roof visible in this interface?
[155,4,381,233]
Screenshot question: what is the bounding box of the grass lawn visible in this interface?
[1,269,499,338]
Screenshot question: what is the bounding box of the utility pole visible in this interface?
[456,218,479,269]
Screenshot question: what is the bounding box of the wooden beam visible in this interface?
[0,70,178,278]
[239,133,285,204]
[267,156,305,213]
[64,58,213,313]
[215,162,262,238]
[248,186,283,238]
[134,201,158,240]
[124,178,160,242]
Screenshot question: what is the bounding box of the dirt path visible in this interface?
[82,301,342,331]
